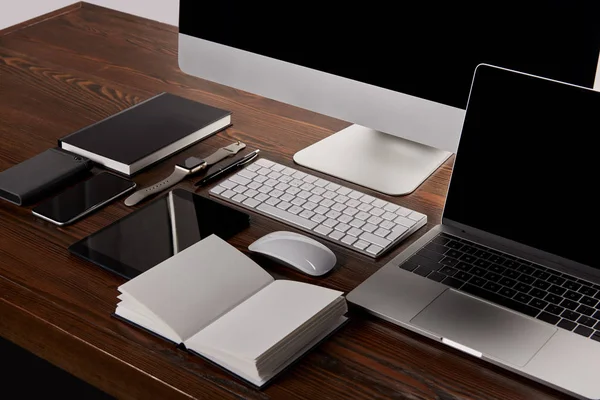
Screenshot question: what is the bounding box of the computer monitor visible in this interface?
[178,2,600,195]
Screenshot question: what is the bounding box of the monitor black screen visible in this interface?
[443,65,597,269]
[180,1,600,109]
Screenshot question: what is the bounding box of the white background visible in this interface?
[0,0,179,29]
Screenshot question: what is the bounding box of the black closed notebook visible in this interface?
[59,92,231,176]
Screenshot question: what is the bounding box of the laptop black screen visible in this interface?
[443,65,597,269]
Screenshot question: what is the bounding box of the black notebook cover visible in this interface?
[59,92,231,175]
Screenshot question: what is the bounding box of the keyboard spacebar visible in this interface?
[256,203,318,230]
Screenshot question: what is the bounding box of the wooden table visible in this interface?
[0,3,572,399]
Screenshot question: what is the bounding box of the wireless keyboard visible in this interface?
[209,158,427,257]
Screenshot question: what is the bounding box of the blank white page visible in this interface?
[185,280,343,361]
[118,234,273,342]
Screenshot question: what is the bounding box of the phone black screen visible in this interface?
[32,172,134,224]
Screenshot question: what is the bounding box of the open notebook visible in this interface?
[115,234,347,388]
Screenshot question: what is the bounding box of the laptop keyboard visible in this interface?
[400,232,600,342]
[209,158,427,257]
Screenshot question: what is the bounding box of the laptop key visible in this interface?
[517,274,536,285]
[446,240,463,250]
[442,276,465,289]
[427,271,447,282]
[503,259,519,269]
[577,305,595,316]
[563,281,582,291]
[424,242,446,254]
[557,319,577,331]
[498,287,517,298]
[439,266,457,276]
[483,282,501,292]
[579,286,598,297]
[498,277,517,288]
[577,316,597,328]
[459,254,477,263]
[548,285,567,296]
[593,310,600,320]
[473,259,491,268]
[514,283,532,293]
[532,280,551,290]
[561,299,579,310]
[581,296,599,307]
[561,310,581,321]
[530,299,548,310]
[417,249,445,262]
[414,265,437,277]
[564,290,582,302]
[454,271,472,282]
[532,270,551,280]
[469,276,487,287]
[399,260,418,272]
[518,265,535,275]
[503,269,521,279]
[547,275,566,286]
[574,325,594,337]
[460,246,478,255]
[454,262,472,272]
[537,312,560,325]
[470,267,487,277]
[514,293,533,304]
[488,264,505,274]
[440,257,459,267]
[461,284,540,317]
[591,332,600,342]
[546,304,565,316]
[445,249,463,259]
[545,293,562,304]
[529,288,548,299]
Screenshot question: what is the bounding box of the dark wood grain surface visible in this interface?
[0,3,573,399]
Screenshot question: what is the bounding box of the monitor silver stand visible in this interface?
[293,124,452,196]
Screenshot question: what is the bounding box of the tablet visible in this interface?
[69,188,249,279]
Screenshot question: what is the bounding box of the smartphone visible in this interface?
[32,172,136,226]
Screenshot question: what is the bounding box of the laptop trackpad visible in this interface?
[410,289,557,367]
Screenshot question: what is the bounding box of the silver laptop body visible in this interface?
[347,64,600,400]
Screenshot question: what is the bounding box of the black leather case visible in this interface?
[0,148,92,206]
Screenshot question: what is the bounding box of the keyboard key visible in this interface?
[341,235,357,246]
[446,241,463,250]
[514,293,533,304]
[532,280,551,290]
[440,257,458,267]
[353,240,369,250]
[394,215,416,228]
[256,203,317,229]
[514,283,532,293]
[581,296,598,307]
[577,316,597,327]
[591,332,600,342]
[462,284,540,317]
[563,281,582,291]
[537,312,560,325]
[547,275,566,286]
[386,225,408,242]
[454,271,472,282]
[544,293,562,304]
[311,214,327,224]
[210,185,226,195]
[469,276,487,287]
[483,282,502,292]
[530,298,548,310]
[561,310,581,321]
[532,270,550,280]
[557,319,577,331]
[365,244,383,256]
[503,259,519,269]
[517,265,535,275]
[561,299,579,310]
[484,272,502,282]
[545,304,564,316]
[445,249,463,259]
[487,255,505,264]
[473,259,491,268]
[498,287,517,298]
[577,305,595,316]
[488,264,505,274]
[564,291,582,302]
[425,242,447,254]
[459,254,477,264]
[548,285,567,296]
[529,288,547,299]
[579,286,598,297]
[360,232,392,248]
[503,269,520,279]
[232,194,247,203]
[517,274,535,285]
[454,262,472,272]
[442,276,465,289]
[439,266,457,276]
[329,230,344,240]
[574,325,593,337]
[427,271,447,282]
[242,197,260,208]
[470,267,487,277]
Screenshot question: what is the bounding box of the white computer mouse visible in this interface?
[248,231,336,276]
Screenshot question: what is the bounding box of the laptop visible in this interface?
[347,64,600,399]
